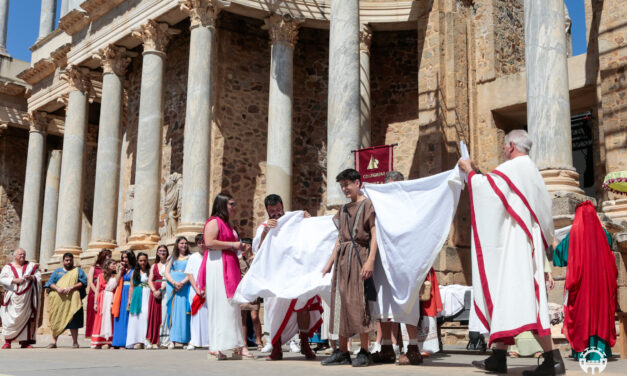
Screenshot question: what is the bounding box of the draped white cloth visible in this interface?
[469,155,553,346]
[185,252,209,347]
[364,167,464,324]
[0,262,41,342]
[234,211,337,304]
[234,211,337,344]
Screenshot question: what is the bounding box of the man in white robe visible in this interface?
[458,130,565,376]
[253,194,318,361]
[0,248,41,349]
[186,234,210,350]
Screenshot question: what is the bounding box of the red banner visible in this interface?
[354,144,395,184]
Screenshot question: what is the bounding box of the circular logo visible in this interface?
[578,347,607,375]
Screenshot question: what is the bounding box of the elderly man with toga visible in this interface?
[458,129,565,376]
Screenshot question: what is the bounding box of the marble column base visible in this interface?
[175,222,205,242]
[47,245,83,269]
[602,198,627,223]
[82,240,118,265]
[127,233,160,251]
[540,168,584,195]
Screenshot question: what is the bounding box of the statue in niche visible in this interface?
[160,172,182,243]
[124,185,134,243]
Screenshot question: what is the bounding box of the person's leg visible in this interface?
[521,334,565,376]
[472,340,507,373]
[372,322,396,363]
[398,324,423,366]
[70,329,79,347]
[250,310,263,348]
[240,311,248,347]
[339,335,348,352]
[297,309,316,359]
[374,321,382,349]
[359,332,370,351]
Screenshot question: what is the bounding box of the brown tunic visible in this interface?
[329,198,376,338]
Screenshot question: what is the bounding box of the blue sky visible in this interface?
[6,0,589,63]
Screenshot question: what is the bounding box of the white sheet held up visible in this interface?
[364,167,464,324]
[233,211,337,303]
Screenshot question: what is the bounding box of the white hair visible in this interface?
[504,129,532,154]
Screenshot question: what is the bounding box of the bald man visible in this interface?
[0,248,42,349]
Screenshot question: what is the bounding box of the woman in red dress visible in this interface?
[86,249,112,338]
[146,245,169,348]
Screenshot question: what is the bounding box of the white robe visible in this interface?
[234,212,337,344]
[0,262,41,343]
[185,252,209,347]
[469,155,553,346]
[126,272,150,347]
[364,167,464,324]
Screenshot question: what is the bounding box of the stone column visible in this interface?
[326,0,361,206]
[18,112,48,261]
[38,0,56,40]
[263,14,301,210]
[52,65,92,263]
[0,0,9,55]
[359,24,372,148]
[60,0,69,17]
[128,20,178,251]
[177,0,221,238]
[83,45,131,262]
[524,0,582,194]
[39,150,61,268]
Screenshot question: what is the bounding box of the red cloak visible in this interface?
[564,201,617,352]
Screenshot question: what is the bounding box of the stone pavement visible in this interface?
[0,337,625,376]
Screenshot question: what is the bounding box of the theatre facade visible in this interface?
[0,0,626,308]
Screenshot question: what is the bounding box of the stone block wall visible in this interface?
[0,129,27,265]
[493,0,525,76]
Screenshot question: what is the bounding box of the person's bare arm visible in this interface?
[87,267,97,294]
[204,219,242,251]
[93,277,101,312]
[127,279,134,311]
[322,240,339,275]
[361,225,377,280]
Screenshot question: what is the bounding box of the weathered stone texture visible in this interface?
[292,27,329,217]
[0,130,27,265]
[371,29,419,178]
[211,14,270,237]
[494,0,525,76]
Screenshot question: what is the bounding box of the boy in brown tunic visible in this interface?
[321,169,378,367]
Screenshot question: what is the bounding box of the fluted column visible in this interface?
[39,150,62,268]
[177,0,221,238]
[52,65,92,263]
[326,0,361,206]
[19,112,49,261]
[0,0,9,55]
[359,24,372,148]
[524,0,582,194]
[83,45,132,261]
[264,14,301,210]
[128,20,179,251]
[38,0,57,40]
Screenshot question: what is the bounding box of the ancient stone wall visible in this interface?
[291,27,329,217]
[493,0,525,76]
[0,129,28,265]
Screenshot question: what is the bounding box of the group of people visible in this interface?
[0,129,618,376]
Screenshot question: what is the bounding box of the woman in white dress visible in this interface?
[202,193,253,360]
[126,252,151,349]
[91,259,120,349]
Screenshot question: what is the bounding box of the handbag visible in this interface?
[343,202,377,302]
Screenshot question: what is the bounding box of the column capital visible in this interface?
[132,20,181,55]
[360,24,373,54]
[93,45,134,77]
[62,65,93,94]
[264,13,303,48]
[179,0,227,29]
[24,111,50,133]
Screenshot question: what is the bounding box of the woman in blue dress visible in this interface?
[165,236,192,349]
[112,250,136,348]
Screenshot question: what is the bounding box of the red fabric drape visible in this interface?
[421,268,443,317]
[564,201,617,352]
